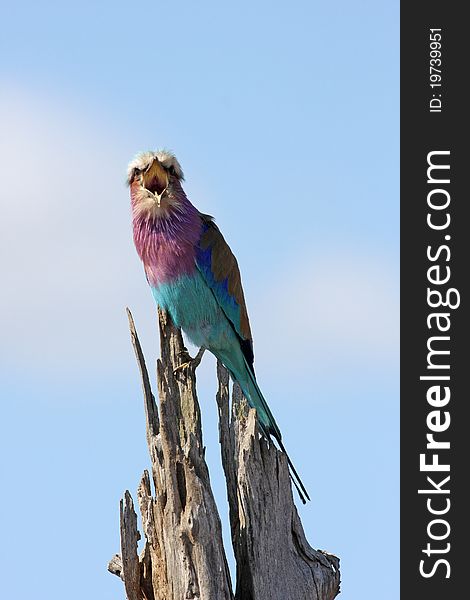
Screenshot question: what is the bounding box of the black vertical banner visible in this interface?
[401,4,468,598]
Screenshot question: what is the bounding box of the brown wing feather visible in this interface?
[199,213,253,342]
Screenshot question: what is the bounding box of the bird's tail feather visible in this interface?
[238,356,311,504]
[276,437,310,504]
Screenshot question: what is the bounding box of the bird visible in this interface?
[127,149,310,503]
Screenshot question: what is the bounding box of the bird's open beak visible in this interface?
[142,159,169,203]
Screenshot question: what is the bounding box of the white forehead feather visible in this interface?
[126,149,184,184]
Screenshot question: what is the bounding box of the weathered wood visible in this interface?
[119,491,143,600]
[109,309,340,599]
[216,362,340,600]
[108,554,123,580]
[117,309,233,600]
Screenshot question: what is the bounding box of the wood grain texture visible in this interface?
[109,309,340,599]
[115,308,233,600]
[216,362,340,600]
[120,491,143,600]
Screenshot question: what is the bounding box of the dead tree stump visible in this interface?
[108,309,340,599]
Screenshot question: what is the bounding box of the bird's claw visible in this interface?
[173,347,205,375]
[173,360,192,374]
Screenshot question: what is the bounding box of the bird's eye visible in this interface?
[168,165,176,176]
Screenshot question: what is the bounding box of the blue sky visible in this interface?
[0,1,398,598]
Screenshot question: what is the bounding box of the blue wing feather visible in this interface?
[195,216,254,369]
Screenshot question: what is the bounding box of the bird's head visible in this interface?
[127,150,185,219]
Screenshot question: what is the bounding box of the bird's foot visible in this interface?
[173,347,205,375]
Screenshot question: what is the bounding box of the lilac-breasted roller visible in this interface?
[127,150,309,503]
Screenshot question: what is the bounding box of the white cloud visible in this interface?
[250,252,399,374]
[0,86,159,376]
